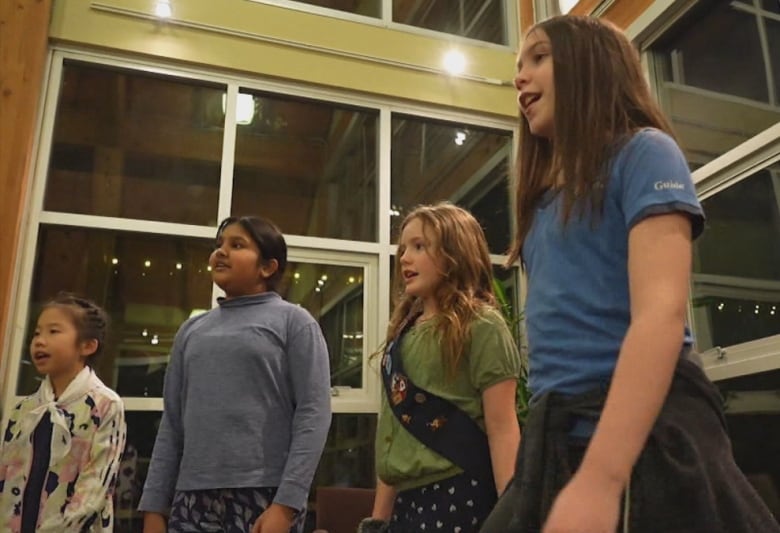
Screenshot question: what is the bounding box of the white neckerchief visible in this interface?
[18,367,101,468]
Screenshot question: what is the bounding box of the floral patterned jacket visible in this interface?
[0,368,126,532]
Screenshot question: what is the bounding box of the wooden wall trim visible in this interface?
[520,0,535,34]
[0,0,52,386]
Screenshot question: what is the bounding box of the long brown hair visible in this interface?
[385,203,497,377]
[507,16,676,265]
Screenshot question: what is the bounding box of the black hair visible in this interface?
[216,216,287,291]
[42,292,109,366]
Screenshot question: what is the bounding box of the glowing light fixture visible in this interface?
[222,93,256,125]
[558,0,578,14]
[155,1,172,18]
[442,50,466,76]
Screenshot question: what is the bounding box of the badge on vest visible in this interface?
[390,373,408,405]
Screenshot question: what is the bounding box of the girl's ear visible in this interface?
[259,258,279,281]
[79,338,99,358]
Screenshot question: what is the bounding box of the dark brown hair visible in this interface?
[216,216,287,291]
[385,203,497,376]
[42,292,109,365]
[507,16,676,265]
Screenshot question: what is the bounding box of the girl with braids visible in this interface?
[360,203,521,533]
[0,293,126,532]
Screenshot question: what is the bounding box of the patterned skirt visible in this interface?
[167,487,305,533]
[389,472,496,532]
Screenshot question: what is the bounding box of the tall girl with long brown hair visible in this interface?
[481,15,780,533]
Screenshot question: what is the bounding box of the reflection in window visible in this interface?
[114,411,163,532]
[653,0,780,163]
[284,0,381,17]
[390,114,512,253]
[232,90,378,242]
[462,159,512,254]
[282,262,366,389]
[691,163,780,350]
[45,61,225,225]
[716,368,780,522]
[766,18,780,104]
[762,0,780,14]
[313,413,377,490]
[17,226,214,396]
[393,0,508,44]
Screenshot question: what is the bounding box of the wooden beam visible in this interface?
[600,0,654,29]
[519,0,535,35]
[0,0,52,385]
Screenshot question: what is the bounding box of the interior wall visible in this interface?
[50,0,518,117]
[0,0,52,395]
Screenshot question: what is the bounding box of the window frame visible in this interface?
[246,0,519,50]
[634,0,780,383]
[0,47,518,419]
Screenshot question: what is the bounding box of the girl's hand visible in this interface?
[252,503,295,533]
[542,469,623,533]
[142,512,167,533]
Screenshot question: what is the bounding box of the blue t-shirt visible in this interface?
[524,128,704,399]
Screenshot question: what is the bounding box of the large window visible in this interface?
[392,0,510,44]
[249,0,516,46]
[644,0,780,518]
[45,63,225,225]
[691,162,780,351]
[4,51,516,530]
[390,114,513,254]
[16,226,214,397]
[233,90,378,242]
[652,0,780,164]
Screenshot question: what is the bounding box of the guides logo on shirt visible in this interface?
[654,181,685,191]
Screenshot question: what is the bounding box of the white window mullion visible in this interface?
[211,83,240,306]
[381,0,392,24]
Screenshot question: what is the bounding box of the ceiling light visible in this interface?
[442,50,466,76]
[222,93,256,125]
[155,1,172,18]
[558,0,578,14]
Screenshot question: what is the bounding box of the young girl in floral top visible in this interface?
[0,293,126,532]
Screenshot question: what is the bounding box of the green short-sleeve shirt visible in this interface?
[375,307,521,491]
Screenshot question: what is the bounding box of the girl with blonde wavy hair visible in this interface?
[360,202,521,533]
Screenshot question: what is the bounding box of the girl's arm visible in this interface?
[543,213,692,532]
[38,398,127,533]
[371,478,397,520]
[483,378,521,494]
[268,320,332,514]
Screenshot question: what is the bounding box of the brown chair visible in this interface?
[313,486,376,533]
